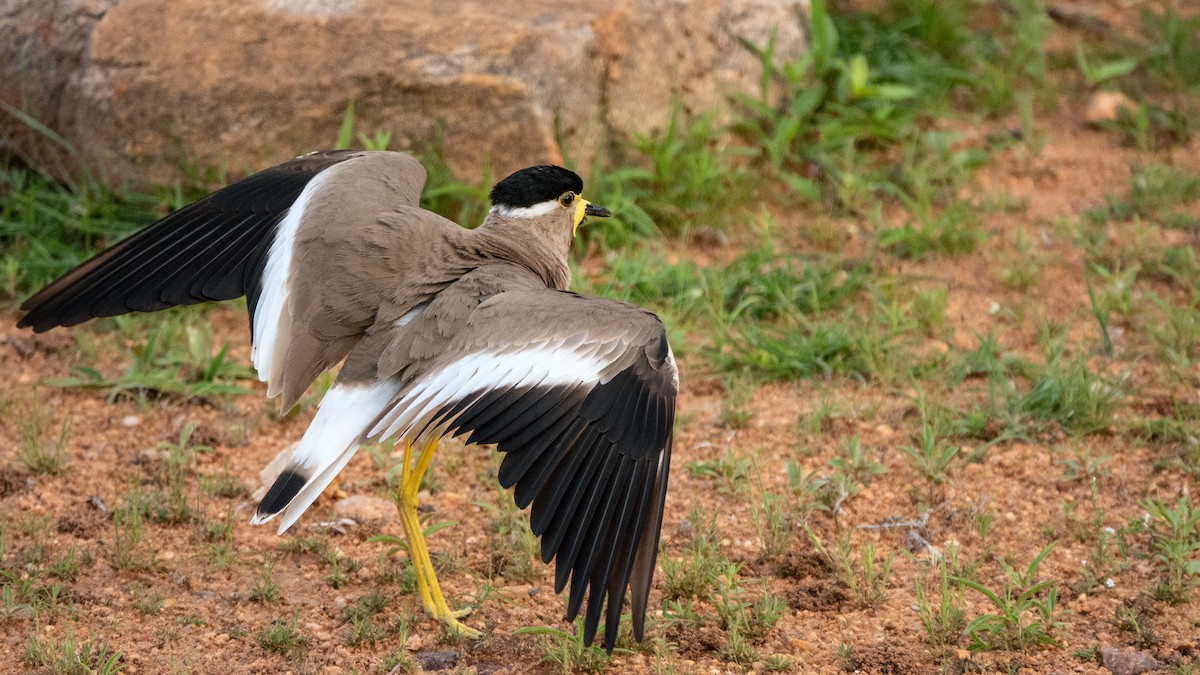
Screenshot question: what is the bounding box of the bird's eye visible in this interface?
[558,192,576,208]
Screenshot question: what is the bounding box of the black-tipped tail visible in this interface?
[253,467,309,522]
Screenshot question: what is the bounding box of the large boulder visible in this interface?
[0,0,807,185]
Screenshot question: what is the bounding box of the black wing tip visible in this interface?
[256,467,310,517]
[16,309,80,333]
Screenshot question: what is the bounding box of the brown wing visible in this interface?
[18,150,441,411]
[18,150,366,333]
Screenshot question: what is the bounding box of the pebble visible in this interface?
[1086,91,1139,125]
[496,585,529,601]
[416,651,460,671]
[123,415,140,428]
[332,495,396,525]
[1100,646,1157,675]
[441,491,467,506]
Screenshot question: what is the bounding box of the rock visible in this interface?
[1086,91,1140,125]
[331,494,395,526]
[415,650,459,672]
[1,0,807,186]
[1100,646,1158,675]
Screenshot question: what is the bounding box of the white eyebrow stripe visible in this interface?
[490,199,561,218]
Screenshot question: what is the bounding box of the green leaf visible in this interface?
[422,520,457,537]
[871,83,919,101]
[849,54,869,97]
[782,174,820,202]
[808,0,839,72]
[335,101,355,150]
[1075,41,1138,85]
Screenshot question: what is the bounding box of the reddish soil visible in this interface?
[1,4,1199,674]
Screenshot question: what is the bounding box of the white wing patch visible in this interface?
[251,166,338,397]
[370,341,618,442]
[251,379,402,534]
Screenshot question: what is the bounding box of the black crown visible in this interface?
[489,165,583,209]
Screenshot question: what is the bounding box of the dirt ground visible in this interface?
[2,7,1199,675]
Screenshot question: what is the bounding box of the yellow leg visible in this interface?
[396,438,481,638]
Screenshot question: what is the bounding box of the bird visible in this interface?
[17,150,678,652]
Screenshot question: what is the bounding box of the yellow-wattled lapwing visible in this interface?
[18,150,677,651]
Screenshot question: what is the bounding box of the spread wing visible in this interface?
[18,150,369,333]
[371,289,678,651]
[17,150,432,409]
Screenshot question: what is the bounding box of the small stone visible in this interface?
[331,495,396,525]
[1100,646,1158,675]
[689,227,730,248]
[496,585,528,601]
[441,492,467,506]
[919,339,950,356]
[1086,91,1140,125]
[416,650,460,671]
[123,415,140,428]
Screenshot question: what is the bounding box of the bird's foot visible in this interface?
[425,604,482,638]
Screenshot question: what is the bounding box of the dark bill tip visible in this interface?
[585,203,613,218]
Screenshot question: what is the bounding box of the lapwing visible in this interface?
[18,150,678,651]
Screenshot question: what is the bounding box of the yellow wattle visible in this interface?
[572,197,588,235]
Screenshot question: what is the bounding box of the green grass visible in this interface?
[0,166,170,301]
[110,491,159,572]
[1016,345,1123,436]
[810,530,893,609]
[23,629,122,675]
[954,543,1065,652]
[2,1,1199,670]
[876,198,983,259]
[915,561,967,652]
[750,491,793,559]
[44,309,255,404]
[18,404,72,475]
[588,106,748,244]
[902,423,959,492]
[516,620,621,673]
[1087,164,1200,230]
[687,447,751,494]
[1142,497,1200,604]
[257,611,308,657]
[660,505,736,603]
[249,565,280,604]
